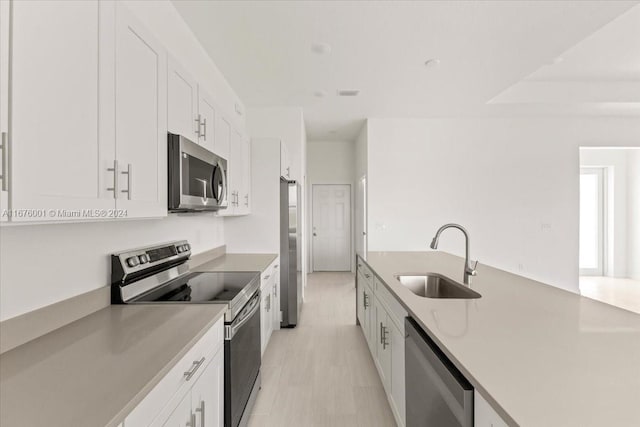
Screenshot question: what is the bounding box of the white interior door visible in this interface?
[312,184,351,271]
[580,168,605,276]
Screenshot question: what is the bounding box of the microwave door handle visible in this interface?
[195,178,208,204]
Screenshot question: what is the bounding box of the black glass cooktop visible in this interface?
[132,271,260,305]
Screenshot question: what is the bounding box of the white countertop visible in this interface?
[362,251,640,427]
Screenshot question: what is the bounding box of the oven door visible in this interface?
[168,133,228,211]
[225,291,261,427]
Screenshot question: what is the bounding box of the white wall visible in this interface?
[0,0,243,321]
[240,107,308,290]
[307,140,356,271]
[366,118,640,293]
[0,215,224,321]
[580,148,631,277]
[628,150,640,280]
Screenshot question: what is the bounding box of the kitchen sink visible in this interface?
[394,273,481,299]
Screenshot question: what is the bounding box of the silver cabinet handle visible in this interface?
[121,163,132,200]
[202,118,207,140]
[364,273,371,279]
[0,132,8,191]
[195,114,202,137]
[107,160,118,198]
[186,412,196,427]
[184,357,205,381]
[273,283,277,298]
[266,294,271,311]
[363,292,369,309]
[264,275,270,280]
[380,322,384,344]
[244,193,248,206]
[382,325,389,349]
[195,400,205,427]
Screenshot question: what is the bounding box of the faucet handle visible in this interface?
[472,260,479,274]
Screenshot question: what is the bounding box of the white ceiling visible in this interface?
[489,5,640,111]
[172,0,639,140]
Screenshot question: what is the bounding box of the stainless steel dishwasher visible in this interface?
[405,317,474,427]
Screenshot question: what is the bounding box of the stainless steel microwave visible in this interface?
[168,133,228,212]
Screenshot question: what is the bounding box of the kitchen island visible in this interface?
[360,251,640,427]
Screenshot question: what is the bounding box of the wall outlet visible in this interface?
[518,263,525,272]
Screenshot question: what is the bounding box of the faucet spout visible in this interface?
[429,223,478,285]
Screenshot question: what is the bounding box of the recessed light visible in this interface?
[329,130,337,134]
[314,90,327,98]
[553,56,564,64]
[311,42,332,55]
[424,58,441,68]
[337,89,360,97]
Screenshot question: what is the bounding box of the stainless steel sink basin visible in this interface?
[394,273,481,299]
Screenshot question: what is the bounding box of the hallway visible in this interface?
[248,272,397,427]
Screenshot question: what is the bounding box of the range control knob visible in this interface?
[126,256,140,267]
[177,246,184,253]
[184,244,191,251]
[138,254,149,264]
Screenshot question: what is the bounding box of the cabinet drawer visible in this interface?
[357,260,373,286]
[126,317,223,426]
[374,277,408,332]
[261,258,278,290]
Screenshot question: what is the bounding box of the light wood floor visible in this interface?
[248,272,397,427]
[579,276,640,314]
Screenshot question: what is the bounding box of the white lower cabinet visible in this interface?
[357,256,407,427]
[260,258,280,355]
[124,318,224,427]
[474,390,509,427]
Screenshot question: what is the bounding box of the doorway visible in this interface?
[578,147,640,314]
[579,167,605,276]
[312,184,351,271]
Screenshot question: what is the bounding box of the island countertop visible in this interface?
[362,251,640,427]
[0,304,226,427]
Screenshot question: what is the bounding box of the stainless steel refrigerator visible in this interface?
[280,178,302,327]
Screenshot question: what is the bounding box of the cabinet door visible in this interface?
[356,273,366,330]
[162,391,192,427]
[280,142,290,179]
[114,3,167,218]
[272,263,280,330]
[474,391,509,427]
[374,298,391,390]
[389,320,406,427]
[240,135,251,214]
[215,114,231,161]
[260,288,268,356]
[197,88,216,154]
[0,0,8,221]
[168,56,198,142]
[191,349,224,427]
[11,0,116,221]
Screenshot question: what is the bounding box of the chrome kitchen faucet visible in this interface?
[430,223,478,285]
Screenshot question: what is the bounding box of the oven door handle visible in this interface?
[225,291,260,340]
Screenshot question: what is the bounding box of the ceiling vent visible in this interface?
[337,89,360,97]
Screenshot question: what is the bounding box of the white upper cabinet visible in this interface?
[241,135,251,213]
[197,88,217,154]
[280,142,291,179]
[215,114,231,162]
[0,0,9,222]
[168,57,198,142]
[114,3,167,218]
[217,126,243,217]
[10,0,115,221]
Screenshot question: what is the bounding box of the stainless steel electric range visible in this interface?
[111,240,261,427]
